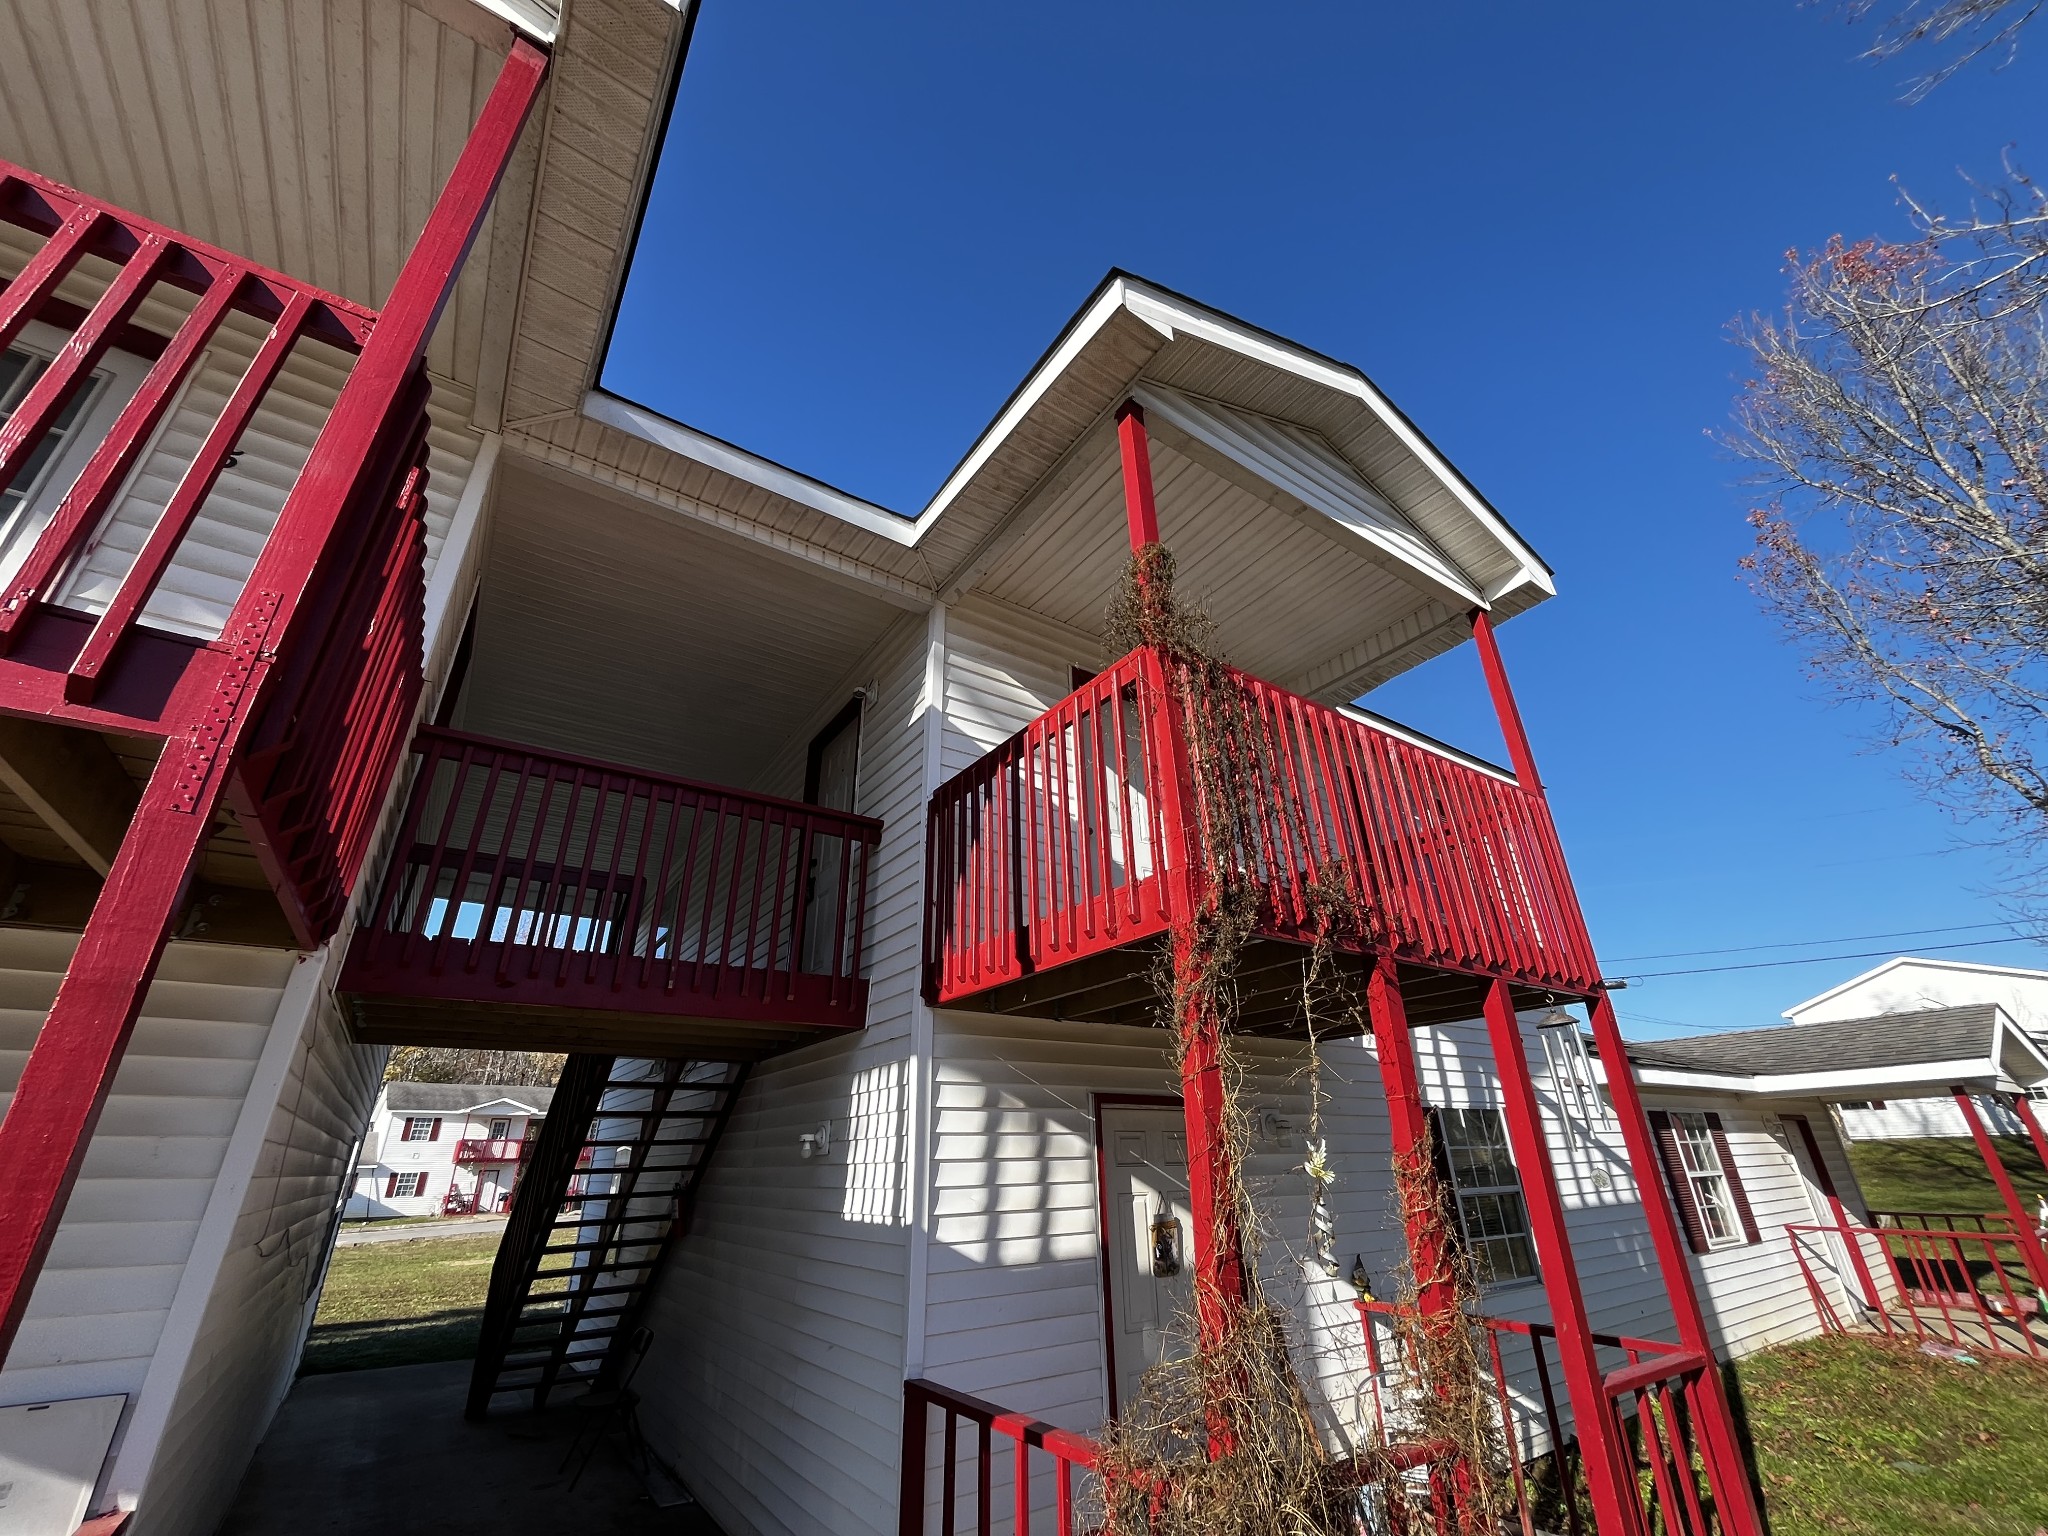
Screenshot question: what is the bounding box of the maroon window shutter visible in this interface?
[1704,1112,1762,1245]
[416,1174,430,1198]
[385,1172,398,1198]
[1648,1110,1711,1255]
[430,1117,442,1142]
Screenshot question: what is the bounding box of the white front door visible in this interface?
[478,1167,504,1211]
[1100,1104,1194,1419]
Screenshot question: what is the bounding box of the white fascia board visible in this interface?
[1116,282,1555,603]
[464,1096,547,1114]
[1128,383,1485,610]
[1334,706,1515,783]
[1780,954,2048,1020]
[908,281,1145,543]
[583,390,919,545]
[1995,1015,2048,1086]
[1631,1056,2000,1098]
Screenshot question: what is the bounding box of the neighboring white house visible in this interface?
[345,1083,555,1220]
[1785,957,2048,1138]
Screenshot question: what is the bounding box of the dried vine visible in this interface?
[1090,545,1510,1535]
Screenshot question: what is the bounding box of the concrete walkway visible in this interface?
[336,1215,508,1246]
[218,1361,722,1536]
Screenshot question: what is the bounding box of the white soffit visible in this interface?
[1131,383,1483,610]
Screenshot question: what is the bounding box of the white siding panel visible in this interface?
[133,989,384,1536]
[634,1031,912,1536]
[0,931,293,1408]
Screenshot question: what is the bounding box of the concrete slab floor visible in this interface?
[217,1361,724,1536]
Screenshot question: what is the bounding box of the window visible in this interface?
[387,1171,427,1199]
[402,1116,437,1142]
[1649,1109,1761,1252]
[1668,1113,1741,1247]
[489,1117,511,1140]
[1432,1107,1539,1284]
[1838,1100,1885,1112]
[2027,1086,2047,1104]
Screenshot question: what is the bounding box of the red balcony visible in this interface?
[340,728,882,1058]
[454,1139,529,1165]
[923,647,1598,1028]
[0,160,429,946]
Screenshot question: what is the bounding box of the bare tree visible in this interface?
[1836,0,2041,97]
[1729,166,2048,873]
[383,1045,565,1086]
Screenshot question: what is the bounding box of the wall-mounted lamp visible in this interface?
[1350,1255,1374,1301]
[798,1123,832,1159]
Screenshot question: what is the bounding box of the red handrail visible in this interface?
[900,1378,1097,1536]
[454,1139,528,1164]
[924,646,1600,1006]
[1355,1298,1714,1536]
[347,728,882,1024]
[1789,1220,2047,1362]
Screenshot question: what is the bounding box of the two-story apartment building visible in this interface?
[344,1081,553,1218]
[2,4,2045,1536]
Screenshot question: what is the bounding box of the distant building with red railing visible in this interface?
[343,1082,555,1221]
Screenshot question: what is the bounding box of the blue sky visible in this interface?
[602,0,2048,1038]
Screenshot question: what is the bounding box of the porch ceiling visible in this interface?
[456,453,906,789]
[970,426,1451,696]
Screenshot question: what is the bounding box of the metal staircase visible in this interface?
[465,1053,747,1418]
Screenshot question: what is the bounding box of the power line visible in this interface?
[1606,919,2026,965]
[1616,934,2040,982]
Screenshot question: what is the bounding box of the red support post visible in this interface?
[1363,955,1460,1323]
[1480,980,1641,1536]
[1586,990,1765,1536]
[1115,401,1162,552]
[1471,611,1765,1536]
[1952,1087,2048,1292]
[1469,609,1541,793]
[1785,1112,1886,1317]
[1113,398,1242,1347]
[0,38,550,1365]
[2014,1093,2048,1195]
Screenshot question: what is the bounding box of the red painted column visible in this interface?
[1482,980,1640,1536]
[1364,956,1460,1322]
[0,38,550,1364]
[1473,612,1765,1536]
[1470,609,1541,793]
[1953,1088,2048,1291]
[1115,399,1243,1344]
[2013,1093,2048,1196]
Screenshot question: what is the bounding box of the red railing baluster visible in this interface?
[0,199,105,355]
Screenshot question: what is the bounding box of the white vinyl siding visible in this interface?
[0,931,294,1409]
[126,989,384,1536]
[632,620,930,1536]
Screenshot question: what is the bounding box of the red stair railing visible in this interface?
[924,646,1599,1005]
[454,1139,528,1164]
[346,728,882,1024]
[900,1378,1099,1536]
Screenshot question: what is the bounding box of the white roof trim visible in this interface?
[461,1096,548,1115]
[1129,383,1485,609]
[1335,706,1515,783]
[580,275,1556,604]
[583,390,915,544]
[1626,1056,2009,1098]
[1782,954,2048,1020]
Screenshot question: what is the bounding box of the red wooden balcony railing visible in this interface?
[455,1139,530,1164]
[1790,1220,2048,1362]
[0,160,429,946]
[1357,1298,1717,1536]
[924,646,1599,1007]
[899,1378,1099,1536]
[342,728,882,1031]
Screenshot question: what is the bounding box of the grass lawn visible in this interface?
[1737,1335,2048,1535]
[302,1233,499,1374]
[1845,1135,2048,1216]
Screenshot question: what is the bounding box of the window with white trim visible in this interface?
[2027,1086,2048,1104]
[1668,1111,1743,1248]
[1433,1107,1539,1284]
[402,1116,435,1142]
[392,1172,426,1198]
[489,1117,511,1140]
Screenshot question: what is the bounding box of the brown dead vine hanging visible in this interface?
[1090,546,1510,1536]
